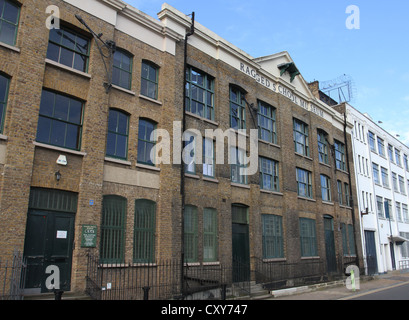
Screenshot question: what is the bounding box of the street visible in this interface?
[347,281,409,300]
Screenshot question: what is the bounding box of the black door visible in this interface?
[390,242,396,270]
[232,223,250,282]
[24,210,75,292]
[324,216,337,273]
[364,230,378,275]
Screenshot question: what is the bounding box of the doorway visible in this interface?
[324,216,337,273]
[23,188,77,293]
[364,230,378,275]
[232,204,250,282]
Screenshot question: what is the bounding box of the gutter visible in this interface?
[180,12,195,298]
[343,111,361,268]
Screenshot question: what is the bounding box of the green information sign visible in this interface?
[81,225,97,248]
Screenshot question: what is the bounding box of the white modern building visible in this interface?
[348,104,409,274]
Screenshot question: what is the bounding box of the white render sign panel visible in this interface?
[239,62,325,119]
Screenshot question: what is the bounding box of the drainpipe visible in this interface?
[181,12,195,299]
[343,109,360,269]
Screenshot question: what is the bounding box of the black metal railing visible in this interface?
[0,250,27,300]
[254,257,325,290]
[86,254,181,300]
[86,254,359,300]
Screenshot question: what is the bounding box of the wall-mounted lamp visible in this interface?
[55,170,61,182]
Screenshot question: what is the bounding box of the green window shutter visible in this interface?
[299,218,317,257]
[100,195,126,264]
[133,199,156,263]
[347,224,356,255]
[262,215,284,259]
[341,223,348,256]
[184,205,198,263]
[203,208,218,262]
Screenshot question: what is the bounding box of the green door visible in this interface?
[232,223,250,282]
[24,210,75,292]
[232,204,250,282]
[324,216,337,273]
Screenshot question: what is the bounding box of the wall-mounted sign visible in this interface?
[81,224,97,248]
[239,62,325,118]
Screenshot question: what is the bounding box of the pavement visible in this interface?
[266,270,409,300]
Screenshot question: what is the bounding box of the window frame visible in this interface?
[258,100,276,144]
[320,174,331,202]
[185,66,215,121]
[368,131,376,152]
[106,109,129,160]
[133,199,156,263]
[141,60,159,100]
[231,147,247,185]
[100,195,127,264]
[377,137,385,157]
[137,118,157,166]
[112,49,133,90]
[0,0,20,46]
[0,73,10,133]
[203,208,218,262]
[299,218,317,257]
[184,205,198,263]
[381,167,389,188]
[317,130,329,164]
[337,180,343,205]
[296,167,313,199]
[259,156,279,192]
[46,26,90,73]
[373,163,380,185]
[203,137,215,178]
[262,214,284,259]
[334,140,346,171]
[229,85,246,131]
[293,118,309,156]
[36,89,84,151]
[183,131,198,174]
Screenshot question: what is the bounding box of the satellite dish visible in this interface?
[319,75,357,104]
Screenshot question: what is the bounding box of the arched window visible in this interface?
[320,174,331,202]
[317,129,329,164]
[106,109,129,160]
[100,195,127,263]
[112,49,133,90]
[184,205,198,263]
[141,60,159,99]
[229,85,246,130]
[137,118,157,166]
[133,199,156,263]
[203,208,218,262]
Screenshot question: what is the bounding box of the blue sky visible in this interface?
[128,0,409,145]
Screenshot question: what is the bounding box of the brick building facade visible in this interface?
[0,0,363,297]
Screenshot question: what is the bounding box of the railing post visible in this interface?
[143,286,150,300]
[221,284,227,300]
